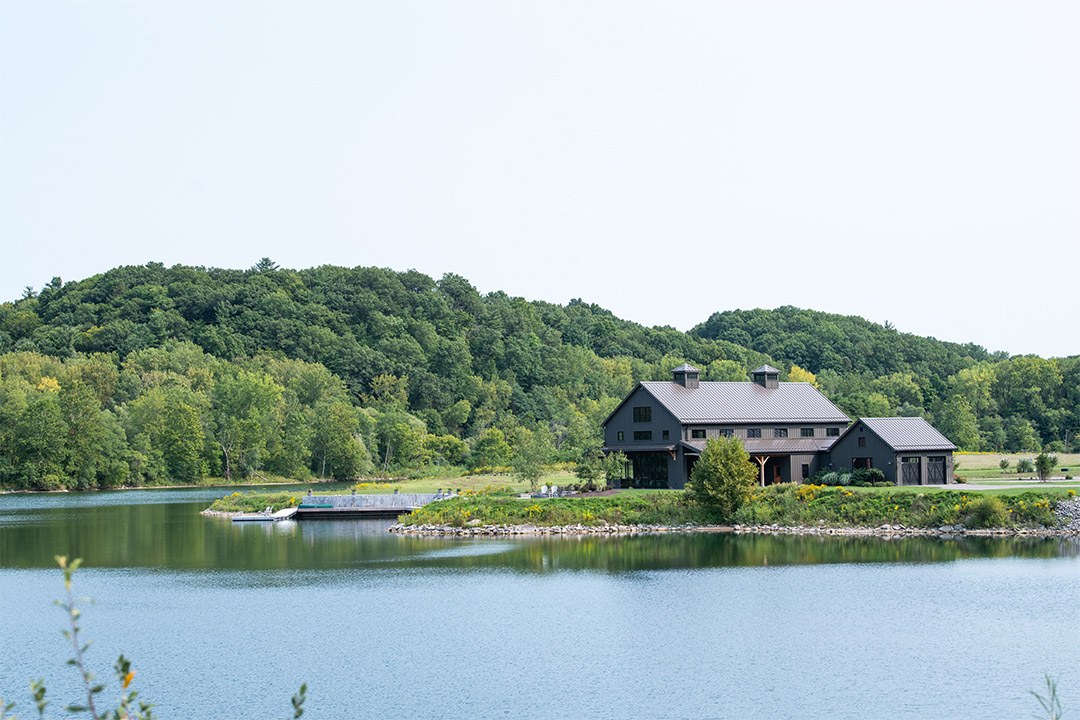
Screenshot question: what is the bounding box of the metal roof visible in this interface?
[672,363,700,374]
[856,417,957,451]
[639,381,851,425]
[751,364,781,375]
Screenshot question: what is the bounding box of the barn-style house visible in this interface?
[602,364,956,488]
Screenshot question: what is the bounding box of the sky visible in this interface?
[1,1,1077,358]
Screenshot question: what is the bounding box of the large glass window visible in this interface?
[630,452,669,489]
[691,429,706,439]
[746,429,761,438]
[633,407,652,423]
[633,431,652,441]
[719,429,733,438]
[826,427,840,437]
[774,428,788,438]
[801,428,815,437]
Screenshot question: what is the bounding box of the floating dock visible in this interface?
[232,507,298,523]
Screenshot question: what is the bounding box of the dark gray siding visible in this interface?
[604,386,682,449]
[789,454,817,483]
[604,386,684,487]
[824,421,898,480]
[825,423,955,484]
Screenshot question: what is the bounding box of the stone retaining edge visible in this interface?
[388,522,1080,538]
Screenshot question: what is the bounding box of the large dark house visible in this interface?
[602,364,956,488]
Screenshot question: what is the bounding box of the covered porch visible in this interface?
[680,439,819,487]
[602,443,680,489]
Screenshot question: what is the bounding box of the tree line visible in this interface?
[0,261,1076,489]
[695,307,1078,453]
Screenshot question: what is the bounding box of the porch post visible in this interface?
[753,455,768,487]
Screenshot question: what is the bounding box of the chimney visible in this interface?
[672,364,700,389]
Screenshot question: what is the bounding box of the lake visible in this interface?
[2,487,1078,719]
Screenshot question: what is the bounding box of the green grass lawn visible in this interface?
[966,478,1080,486]
[851,483,1077,497]
[307,470,576,495]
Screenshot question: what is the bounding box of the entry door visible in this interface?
[901,457,921,485]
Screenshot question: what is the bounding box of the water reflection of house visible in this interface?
[602,364,955,488]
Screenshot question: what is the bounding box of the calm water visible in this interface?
[1,489,1078,719]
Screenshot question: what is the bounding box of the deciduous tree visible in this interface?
[685,436,758,517]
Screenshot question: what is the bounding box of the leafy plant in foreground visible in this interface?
[1031,675,1063,720]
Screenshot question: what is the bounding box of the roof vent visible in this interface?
[750,364,780,389]
[672,363,700,389]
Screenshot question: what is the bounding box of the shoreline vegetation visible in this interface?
[7,452,1077,496]
[11,455,1079,497]
[203,482,1080,536]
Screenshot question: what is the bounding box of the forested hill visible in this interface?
[693,307,1000,380]
[0,261,1076,490]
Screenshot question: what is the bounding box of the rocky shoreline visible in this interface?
[388,522,1080,538]
[390,498,1080,538]
[200,509,245,518]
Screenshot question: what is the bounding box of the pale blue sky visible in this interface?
[2,1,1077,357]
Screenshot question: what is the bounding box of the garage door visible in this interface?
[927,456,946,484]
[901,457,921,485]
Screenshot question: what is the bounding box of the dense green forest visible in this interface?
[0,261,1076,490]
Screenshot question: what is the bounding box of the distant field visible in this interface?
[955,452,1080,480]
